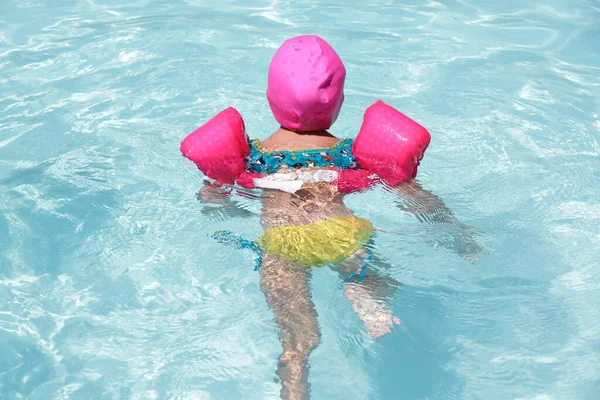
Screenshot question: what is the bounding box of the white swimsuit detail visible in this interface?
[253,169,339,194]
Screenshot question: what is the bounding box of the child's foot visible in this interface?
[363,308,402,338]
[344,283,401,338]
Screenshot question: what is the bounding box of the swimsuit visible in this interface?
[214,138,374,270]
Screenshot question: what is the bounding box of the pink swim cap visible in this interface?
[266,35,346,132]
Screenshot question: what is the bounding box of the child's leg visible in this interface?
[260,253,319,400]
[332,250,402,338]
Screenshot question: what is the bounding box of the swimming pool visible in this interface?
[1,0,599,398]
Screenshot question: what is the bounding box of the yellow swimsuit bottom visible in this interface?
[258,216,374,268]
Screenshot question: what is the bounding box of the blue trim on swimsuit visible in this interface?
[246,138,358,174]
[212,230,264,271]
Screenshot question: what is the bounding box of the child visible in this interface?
[185,35,483,400]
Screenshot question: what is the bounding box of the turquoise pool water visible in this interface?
[1,0,599,399]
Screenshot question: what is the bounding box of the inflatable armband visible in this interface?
[352,100,431,185]
[333,168,375,194]
[180,107,249,184]
[180,102,431,192]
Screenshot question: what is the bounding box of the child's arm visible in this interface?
[393,179,459,225]
[393,179,485,263]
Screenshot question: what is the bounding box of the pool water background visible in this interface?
[1,0,599,399]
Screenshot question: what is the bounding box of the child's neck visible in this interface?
[262,127,339,151]
[275,127,335,139]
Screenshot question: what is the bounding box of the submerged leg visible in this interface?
[260,254,319,400]
[333,250,402,338]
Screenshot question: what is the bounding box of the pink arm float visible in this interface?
[180,101,431,191]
